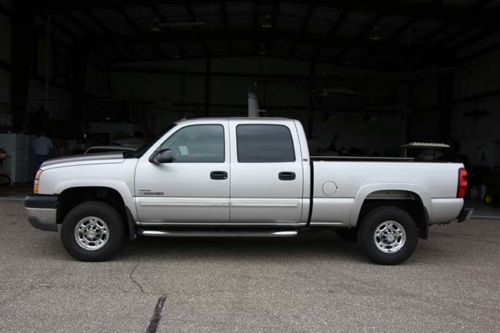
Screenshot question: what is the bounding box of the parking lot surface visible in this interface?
[0,200,499,332]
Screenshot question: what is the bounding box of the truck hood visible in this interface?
[41,153,126,169]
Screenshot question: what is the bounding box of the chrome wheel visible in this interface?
[373,220,406,254]
[74,216,109,251]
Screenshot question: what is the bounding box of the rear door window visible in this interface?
[236,125,295,162]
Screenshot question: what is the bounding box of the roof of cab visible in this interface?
[175,117,295,125]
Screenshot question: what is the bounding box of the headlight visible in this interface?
[34,169,43,194]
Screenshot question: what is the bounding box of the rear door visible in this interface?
[229,120,304,225]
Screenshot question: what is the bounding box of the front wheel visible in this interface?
[61,201,125,261]
[358,207,418,265]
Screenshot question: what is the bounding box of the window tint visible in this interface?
[237,125,295,162]
[158,125,224,162]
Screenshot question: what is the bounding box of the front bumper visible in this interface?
[457,208,474,223]
[25,195,58,232]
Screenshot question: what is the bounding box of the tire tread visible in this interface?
[60,201,124,261]
[358,206,418,265]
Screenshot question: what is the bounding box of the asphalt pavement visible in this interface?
[0,200,499,332]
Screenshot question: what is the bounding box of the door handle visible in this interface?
[278,171,296,181]
[210,171,228,180]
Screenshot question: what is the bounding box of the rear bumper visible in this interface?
[430,198,470,225]
[25,195,58,232]
[457,207,474,223]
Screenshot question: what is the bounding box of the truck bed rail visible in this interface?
[310,156,415,162]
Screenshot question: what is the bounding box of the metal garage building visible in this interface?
[0,0,499,199]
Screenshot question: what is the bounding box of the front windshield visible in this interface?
[126,124,177,158]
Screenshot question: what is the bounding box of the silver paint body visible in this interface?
[34,118,465,229]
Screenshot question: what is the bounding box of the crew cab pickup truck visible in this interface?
[25,118,472,264]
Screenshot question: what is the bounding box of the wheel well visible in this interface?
[358,191,429,239]
[57,187,127,229]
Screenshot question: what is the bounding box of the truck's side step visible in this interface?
[136,229,298,238]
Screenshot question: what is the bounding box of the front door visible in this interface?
[229,121,304,225]
[135,121,230,224]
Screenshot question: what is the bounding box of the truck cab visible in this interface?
[134,118,309,226]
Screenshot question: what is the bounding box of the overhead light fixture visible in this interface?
[150,21,162,32]
[149,21,206,32]
[260,14,273,29]
[258,42,267,55]
[368,26,382,41]
[159,21,206,28]
[173,47,182,60]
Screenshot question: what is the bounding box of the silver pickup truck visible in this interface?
[25,118,472,264]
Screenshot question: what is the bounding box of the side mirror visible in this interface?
[150,149,174,164]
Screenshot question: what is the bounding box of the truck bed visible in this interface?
[309,159,464,227]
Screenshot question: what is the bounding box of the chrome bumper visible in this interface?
[25,196,58,232]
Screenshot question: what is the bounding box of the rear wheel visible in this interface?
[358,206,418,265]
[61,201,124,261]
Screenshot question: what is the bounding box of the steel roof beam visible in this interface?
[38,0,500,33]
[290,3,314,55]
[116,7,166,59]
[312,10,349,60]
[150,2,184,58]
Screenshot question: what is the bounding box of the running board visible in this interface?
[137,229,298,238]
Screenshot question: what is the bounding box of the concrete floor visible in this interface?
[0,201,499,333]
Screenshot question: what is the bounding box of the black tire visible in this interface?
[358,206,418,265]
[61,201,125,261]
[335,228,358,241]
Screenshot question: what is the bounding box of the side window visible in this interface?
[236,125,295,162]
[158,125,224,162]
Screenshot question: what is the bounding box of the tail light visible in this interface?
[457,168,467,198]
[34,169,42,194]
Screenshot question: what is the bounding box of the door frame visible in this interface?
[227,119,307,226]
